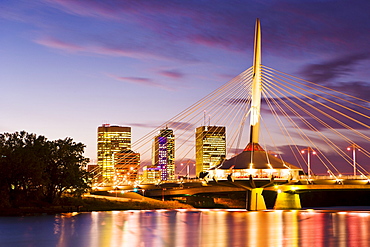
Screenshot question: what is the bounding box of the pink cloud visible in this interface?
[42,0,249,51]
[90,45,171,61]
[17,1,370,69]
[34,36,174,61]
[107,74,175,91]
[158,70,184,79]
[43,0,122,20]
[122,122,158,129]
[35,37,83,52]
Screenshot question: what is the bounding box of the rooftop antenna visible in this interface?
[203,111,206,126]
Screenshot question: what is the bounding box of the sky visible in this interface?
[1,0,369,170]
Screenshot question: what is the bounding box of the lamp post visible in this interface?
[301,147,316,178]
[181,163,195,180]
[180,163,184,179]
[347,144,359,178]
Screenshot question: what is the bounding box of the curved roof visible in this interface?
[213,143,301,170]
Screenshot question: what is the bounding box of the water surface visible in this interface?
[1,209,370,247]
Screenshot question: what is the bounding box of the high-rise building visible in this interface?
[97,124,131,183]
[143,165,162,183]
[195,126,226,176]
[152,128,175,181]
[114,148,140,184]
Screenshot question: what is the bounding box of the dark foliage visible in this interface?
[0,131,90,207]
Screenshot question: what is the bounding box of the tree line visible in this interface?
[0,131,90,207]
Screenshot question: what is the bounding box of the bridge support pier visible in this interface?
[247,188,266,211]
[274,192,301,210]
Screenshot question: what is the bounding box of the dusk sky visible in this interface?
[1,0,369,166]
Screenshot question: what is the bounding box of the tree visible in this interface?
[0,131,90,207]
[43,138,90,203]
[0,131,49,206]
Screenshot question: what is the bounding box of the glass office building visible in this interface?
[97,124,131,183]
[195,126,226,176]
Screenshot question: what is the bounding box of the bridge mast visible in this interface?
[249,18,262,145]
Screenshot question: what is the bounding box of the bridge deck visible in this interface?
[144,179,370,197]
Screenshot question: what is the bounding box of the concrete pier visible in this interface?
[274,192,301,210]
[248,188,267,210]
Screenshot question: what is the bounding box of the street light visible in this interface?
[268,150,278,158]
[180,163,188,180]
[301,147,316,178]
[347,144,360,178]
[181,163,194,179]
[180,163,184,178]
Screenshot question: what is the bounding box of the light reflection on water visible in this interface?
[1,209,370,247]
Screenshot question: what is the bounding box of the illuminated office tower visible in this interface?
[114,148,140,184]
[143,165,162,183]
[97,124,131,183]
[195,126,226,176]
[152,128,175,181]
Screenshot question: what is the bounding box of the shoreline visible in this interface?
[0,193,193,216]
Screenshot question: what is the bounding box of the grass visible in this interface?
[0,193,193,216]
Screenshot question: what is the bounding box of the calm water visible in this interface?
[1,209,370,247]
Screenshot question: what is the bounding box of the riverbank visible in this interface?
[0,192,193,216]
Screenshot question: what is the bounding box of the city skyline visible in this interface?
[1,0,369,166]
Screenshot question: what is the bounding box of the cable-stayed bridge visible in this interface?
[92,19,370,210]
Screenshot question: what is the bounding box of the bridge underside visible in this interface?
[142,178,370,210]
[144,178,370,195]
[91,178,370,210]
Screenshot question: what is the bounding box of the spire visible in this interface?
[249,18,262,144]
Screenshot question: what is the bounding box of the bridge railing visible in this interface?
[300,175,370,180]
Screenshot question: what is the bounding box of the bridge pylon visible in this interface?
[247,188,267,210]
[207,20,302,210]
[249,18,262,145]
[274,191,301,210]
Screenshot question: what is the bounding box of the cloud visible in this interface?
[43,0,124,20]
[299,53,370,84]
[158,70,184,79]
[6,0,370,65]
[43,0,253,50]
[261,93,370,132]
[330,81,370,101]
[34,36,83,52]
[122,121,195,131]
[123,122,159,129]
[34,35,191,62]
[224,91,369,132]
[273,143,370,175]
[107,74,175,91]
[166,121,195,131]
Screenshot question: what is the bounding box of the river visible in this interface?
[1,208,370,246]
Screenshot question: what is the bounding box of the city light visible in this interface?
[347,144,360,177]
[301,147,317,178]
